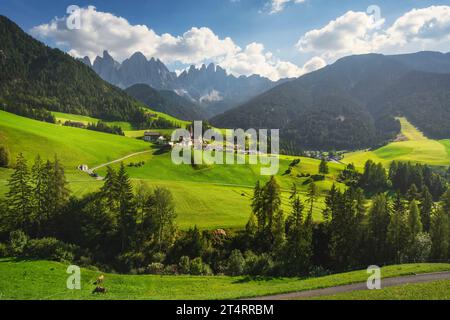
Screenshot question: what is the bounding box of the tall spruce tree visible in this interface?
[116,163,135,251]
[6,153,32,232]
[407,200,423,241]
[319,158,329,175]
[420,186,433,232]
[283,185,312,275]
[251,181,264,232]
[387,193,409,263]
[329,188,360,269]
[306,182,319,217]
[31,155,46,236]
[430,208,449,260]
[367,194,391,263]
[50,156,69,217]
[261,176,281,232]
[101,166,119,210]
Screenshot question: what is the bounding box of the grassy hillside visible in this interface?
[0,110,150,168]
[52,110,190,133]
[1,259,449,300]
[311,280,450,300]
[343,118,450,168]
[0,110,346,229]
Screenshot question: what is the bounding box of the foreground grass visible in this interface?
[343,118,450,168]
[1,259,449,300]
[310,280,450,300]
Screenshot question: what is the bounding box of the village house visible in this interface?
[143,131,161,142]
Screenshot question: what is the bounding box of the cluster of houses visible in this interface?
[302,150,344,163]
[143,130,262,155]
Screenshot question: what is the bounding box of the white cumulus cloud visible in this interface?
[268,0,306,14]
[297,5,450,63]
[31,6,321,81]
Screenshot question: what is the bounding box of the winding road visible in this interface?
[90,150,152,171]
[246,271,450,300]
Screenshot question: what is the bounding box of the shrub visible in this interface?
[23,238,77,262]
[226,250,246,276]
[9,230,28,255]
[408,232,432,263]
[178,256,190,274]
[152,252,166,263]
[189,257,204,275]
[202,264,213,276]
[0,146,10,168]
[311,174,325,182]
[163,264,178,275]
[147,263,165,275]
[244,252,274,276]
[0,243,8,257]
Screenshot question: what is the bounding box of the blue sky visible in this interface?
[1,0,450,79]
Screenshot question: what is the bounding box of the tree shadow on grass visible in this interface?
[152,145,171,155]
[233,276,287,284]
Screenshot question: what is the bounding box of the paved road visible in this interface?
[246,271,450,300]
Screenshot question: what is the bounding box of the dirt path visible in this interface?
[246,271,450,300]
[90,150,152,171]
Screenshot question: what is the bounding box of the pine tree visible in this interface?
[367,194,391,263]
[319,158,329,175]
[430,208,449,260]
[407,200,423,241]
[31,155,46,236]
[50,156,69,216]
[387,193,409,263]
[251,181,264,231]
[306,182,319,217]
[328,188,361,269]
[284,188,313,275]
[116,163,135,251]
[420,186,433,232]
[245,213,258,236]
[261,176,281,232]
[323,184,338,222]
[101,166,119,210]
[272,210,285,253]
[288,184,305,231]
[441,189,450,215]
[6,153,32,232]
[406,184,419,202]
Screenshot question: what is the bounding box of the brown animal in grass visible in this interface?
[92,286,107,294]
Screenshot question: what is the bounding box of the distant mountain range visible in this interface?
[84,51,287,117]
[125,84,206,121]
[211,52,450,151]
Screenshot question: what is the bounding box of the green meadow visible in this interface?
[1,259,449,300]
[0,110,343,230]
[52,110,191,133]
[2,111,449,230]
[343,118,450,168]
